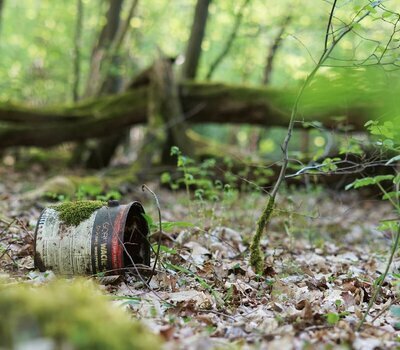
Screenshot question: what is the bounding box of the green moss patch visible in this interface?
[0,279,161,349]
[52,200,106,226]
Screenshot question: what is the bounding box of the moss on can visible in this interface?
[51,200,106,226]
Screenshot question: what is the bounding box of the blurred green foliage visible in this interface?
[2,1,398,104]
[0,278,161,349]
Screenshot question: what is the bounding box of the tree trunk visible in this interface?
[84,53,124,169]
[136,57,195,168]
[0,0,4,35]
[206,0,249,80]
[81,0,135,169]
[257,15,292,156]
[263,15,291,85]
[0,82,373,149]
[181,0,211,80]
[72,0,84,102]
[83,0,124,98]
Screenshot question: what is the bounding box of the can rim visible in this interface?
[33,209,46,271]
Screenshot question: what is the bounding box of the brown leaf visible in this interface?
[159,325,175,341]
[302,300,313,321]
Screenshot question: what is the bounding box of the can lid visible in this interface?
[107,200,120,207]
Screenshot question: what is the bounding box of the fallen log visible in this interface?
[0,82,371,148]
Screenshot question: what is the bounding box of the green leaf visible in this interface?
[364,120,377,127]
[326,312,340,325]
[385,155,400,165]
[377,220,399,232]
[382,11,393,19]
[161,221,194,231]
[366,5,377,14]
[382,191,399,200]
[160,172,172,184]
[345,175,394,190]
[383,139,394,148]
[151,244,177,254]
[170,146,180,156]
[368,121,395,139]
[141,213,154,227]
[391,305,400,318]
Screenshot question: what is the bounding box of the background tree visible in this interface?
[181,0,211,80]
[83,0,123,98]
[262,15,291,85]
[206,0,250,80]
[0,0,4,35]
[72,0,83,103]
[74,0,139,168]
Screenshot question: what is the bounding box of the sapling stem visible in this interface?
[250,0,378,273]
[357,181,400,330]
[357,224,400,330]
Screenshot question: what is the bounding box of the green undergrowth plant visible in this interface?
[141,210,194,277]
[75,183,122,201]
[45,183,122,202]
[161,146,239,221]
[345,119,400,330]
[272,187,325,248]
[142,213,194,234]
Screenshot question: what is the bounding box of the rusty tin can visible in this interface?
[34,201,150,275]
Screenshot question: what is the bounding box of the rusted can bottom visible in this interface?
[34,201,150,275]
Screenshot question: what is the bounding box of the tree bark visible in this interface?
[156,58,195,162]
[263,15,291,85]
[136,57,195,167]
[0,82,372,149]
[83,0,123,98]
[206,0,250,80]
[81,0,140,168]
[0,0,4,36]
[181,0,211,80]
[72,0,84,102]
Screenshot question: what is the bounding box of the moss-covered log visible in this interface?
[0,82,371,148]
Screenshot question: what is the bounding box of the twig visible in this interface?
[197,308,237,321]
[118,234,172,306]
[357,222,400,330]
[324,0,337,52]
[15,218,34,240]
[0,217,12,225]
[103,207,171,306]
[0,218,15,239]
[370,296,400,324]
[0,243,11,261]
[89,265,159,277]
[142,184,163,284]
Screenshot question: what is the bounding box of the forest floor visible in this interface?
[0,165,399,349]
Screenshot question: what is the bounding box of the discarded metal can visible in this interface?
[34,201,150,275]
